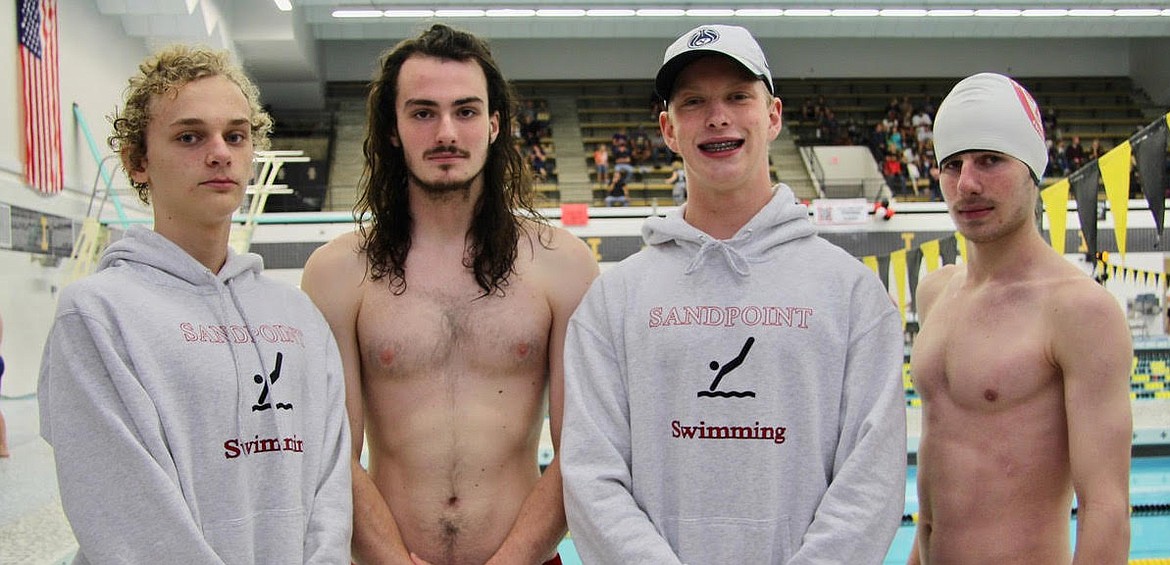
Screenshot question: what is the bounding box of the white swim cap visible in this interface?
[933,72,1048,181]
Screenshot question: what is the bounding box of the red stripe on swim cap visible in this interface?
[1010,79,1044,141]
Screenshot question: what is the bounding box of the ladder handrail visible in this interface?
[73,102,130,229]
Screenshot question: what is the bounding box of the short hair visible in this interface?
[108,44,272,204]
[356,23,544,297]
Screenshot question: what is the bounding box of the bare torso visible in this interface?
[911,267,1076,564]
[357,238,553,565]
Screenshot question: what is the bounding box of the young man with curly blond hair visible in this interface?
[39,45,352,564]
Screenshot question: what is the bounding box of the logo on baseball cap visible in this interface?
[655,25,774,104]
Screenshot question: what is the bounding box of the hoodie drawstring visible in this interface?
[686,236,752,276]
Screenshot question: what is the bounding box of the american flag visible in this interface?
[18,0,63,194]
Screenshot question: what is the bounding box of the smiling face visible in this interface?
[391,54,500,198]
[129,74,254,232]
[939,150,1037,244]
[660,55,781,197]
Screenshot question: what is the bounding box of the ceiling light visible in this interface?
[686,9,736,17]
[435,9,484,17]
[735,8,784,17]
[832,9,881,17]
[586,9,636,17]
[1021,9,1068,17]
[536,9,586,17]
[928,9,975,17]
[332,9,383,18]
[383,10,433,18]
[486,8,535,17]
[879,9,927,17]
[975,9,1022,17]
[272,0,292,11]
[784,9,831,17]
[1115,9,1161,17]
[326,5,1170,21]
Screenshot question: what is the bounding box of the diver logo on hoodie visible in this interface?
[252,352,293,411]
[698,337,756,398]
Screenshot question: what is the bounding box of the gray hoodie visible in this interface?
[39,226,351,564]
[563,185,906,564]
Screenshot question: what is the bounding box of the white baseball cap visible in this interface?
[933,72,1049,181]
[655,25,774,104]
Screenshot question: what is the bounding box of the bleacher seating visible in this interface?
[314,77,1160,210]
[782,76,1149,151]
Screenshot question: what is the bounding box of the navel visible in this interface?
[984,389,998,402]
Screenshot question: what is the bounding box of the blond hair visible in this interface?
[108,45,272,204]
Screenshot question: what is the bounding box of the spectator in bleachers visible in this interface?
[612,133,634,183]
[887,127,904,153]
[1049,139,1071,177]
[818,108,841,143]
[1066,135,1086,170]
[925,157,941,201]
[528,140,549,182]
[868,122,888,161]
[881,109,900,135]
[593,143,609,187]
[903,144,921,192]
[814,94,829,119]
[631,126,654,173]
[611,126,629,147]
[604,170,628,206]
[912,108,933,145]
[800,98,816,121]
[844,117,865,146]
[882,150,906,194]
[1088,138,1107,161]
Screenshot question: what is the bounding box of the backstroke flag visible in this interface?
[17,0,63,194]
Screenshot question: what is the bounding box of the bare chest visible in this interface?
[357,276,552,378]
[912,292,1060,411]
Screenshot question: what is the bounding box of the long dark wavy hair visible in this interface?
[356,24,546,297]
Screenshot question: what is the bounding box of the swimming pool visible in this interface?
[556,456,1170,563]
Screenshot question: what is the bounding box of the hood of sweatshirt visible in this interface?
[641,183,815,277]
[99,225,262,285]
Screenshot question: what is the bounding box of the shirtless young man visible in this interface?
[909,73,1132,565]
[301,24,598,565]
